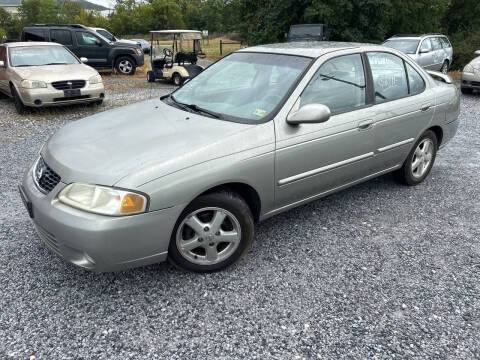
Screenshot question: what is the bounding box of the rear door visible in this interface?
[430,37,444,70]
[366,52,435,171]
[50,29,75,53]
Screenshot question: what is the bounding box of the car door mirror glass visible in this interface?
[287,104,331,125]
[80,57,88,63]
[95,40,102,46]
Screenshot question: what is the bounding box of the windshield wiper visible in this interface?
[43,62,69,65]
[169,95,222,119]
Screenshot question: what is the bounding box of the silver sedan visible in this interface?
[461,50,480,94]
[20,42,460,273]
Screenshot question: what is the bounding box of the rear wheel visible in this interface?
[172,73,183,86]
[147,70,155,82]
[440,60,449,74]
[11,85,27,114]
[168,191,254,272]
[115,56,136,75]
[461,87,473,95]
[394,130,438,186]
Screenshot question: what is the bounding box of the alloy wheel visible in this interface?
[411,138,434,178]
[119,60,133,74]
[176,207,242,265]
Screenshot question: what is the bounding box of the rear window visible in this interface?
[23,28,47,42]
[383,39,419,54]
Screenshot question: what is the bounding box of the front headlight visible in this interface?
[135,48,142,55]
[88,74,103,85]
[463,64,474,73]
[20,79,47,89]
[58,183,148,216]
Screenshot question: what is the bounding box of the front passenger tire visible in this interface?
[115,56,136,75]
[168,191,254,272]
[394,130,438,186]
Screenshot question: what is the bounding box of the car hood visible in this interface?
[13,64,98,83]
[469,56,480,68]
[42,98,262,187]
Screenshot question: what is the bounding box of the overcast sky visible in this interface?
[89,0,115,9]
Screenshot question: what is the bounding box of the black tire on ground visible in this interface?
[147,70,155,83]
[168,191,254,272]
[95,99,103,106]
[11,85,27,114]
[394,130,438,186]
[440,60,449,74]
[461,87,473,95]
[172,73,183,86]
[115,56,136,75]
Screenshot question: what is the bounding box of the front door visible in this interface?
[417,38,435,69]
[365,52,435,171]
[274,52,377,209]
[74,31,110,68]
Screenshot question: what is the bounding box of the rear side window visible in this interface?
[23,28,46,42]
[50,29,73,46]
[76,32,100,46]
[405,63,425,95]
[300,54,366,114]
[367,52,408,103]
[440,37,451,48]
[431,37,443,50]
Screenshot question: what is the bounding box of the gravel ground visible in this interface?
[0,77,479,359]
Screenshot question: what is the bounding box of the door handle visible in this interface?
[420,104,432,112]
[358,119,374,131]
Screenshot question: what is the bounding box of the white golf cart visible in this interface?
[147,30,205,86]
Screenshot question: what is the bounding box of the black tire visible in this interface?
[115,56,136,75]
[147,70,155,83]
[461,87,473,95]
[394,130,438,186]
[11,86,27,114]
[172,73,183,86]
[168,191,254,272]
[95,99,103,106]
[440,60,449,74]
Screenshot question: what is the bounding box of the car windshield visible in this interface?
[290,26,322,38]
[383,39,420,54]
[9,46,79,67]
[170,52,311,123]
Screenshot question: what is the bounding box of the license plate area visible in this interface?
[18,185,33,218]
[63,89,81,97]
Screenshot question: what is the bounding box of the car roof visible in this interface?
[237,41,385,58]
[3,42,63,48]
[387,34,447,40]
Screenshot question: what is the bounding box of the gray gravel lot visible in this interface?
[0,77,479,359]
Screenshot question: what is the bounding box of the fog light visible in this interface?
[34,99,42,106]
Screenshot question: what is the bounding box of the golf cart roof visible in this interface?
[149,30,202,40]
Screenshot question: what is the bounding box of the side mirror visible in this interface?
[426,70,452,84]
[95,40,102,46]
[0,60,4,67]
[287,104,331,125]
[80,57,88,63]
[419,48,431,54]
[475,50,480,56]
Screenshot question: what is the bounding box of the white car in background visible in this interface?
[461,50,480,94]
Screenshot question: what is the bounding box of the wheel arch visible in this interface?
[427,125,443,148]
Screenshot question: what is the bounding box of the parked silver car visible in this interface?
[20,42,460,273]
[461,50,480,94]
[0,42,105,114]
[383,34,453,74]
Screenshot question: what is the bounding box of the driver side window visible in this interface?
[76,32,100,46]
[300,54,366,114]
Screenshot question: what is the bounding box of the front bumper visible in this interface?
[134,53,145,67]
[18,83,105,107]
[21,164,183,272]
[461,71,480,89]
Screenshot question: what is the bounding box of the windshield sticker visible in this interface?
[253,109,267,117]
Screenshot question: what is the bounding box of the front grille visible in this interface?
[34,222,62,256]
[472,81,480,87]
[51,80,86,90]
[34,157,61,193]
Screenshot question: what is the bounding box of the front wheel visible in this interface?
[115,56,136,75]
[168,191,254,272]
[172,73,183,86]
[394,130,438,186]
[147,70,155,83]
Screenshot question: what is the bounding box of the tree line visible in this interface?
[1,0,479,68]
